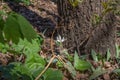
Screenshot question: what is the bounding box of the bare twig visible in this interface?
[35,55,56,80]
[50,29,56,55]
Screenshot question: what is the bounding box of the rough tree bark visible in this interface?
[57,0,116,57]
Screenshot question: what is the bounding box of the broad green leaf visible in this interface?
[3,13,22,43]
[91,50,98,61]
[89,67,107,80]
[16,13,37,42]
[74,52,91,71]
[3,12,37,43]
[44,68,63,80]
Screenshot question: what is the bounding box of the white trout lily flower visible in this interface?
[56,35,66,43]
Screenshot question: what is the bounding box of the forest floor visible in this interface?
[0,0,120,80]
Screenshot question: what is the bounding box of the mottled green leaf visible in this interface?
[89,67,107,80]
[3,13,22,43]
[115,44,120,59]
[64,61,76,79]
[74,52,91,71]
[106,49,111,61]
[113,69,120,76]
[91,50,98,62]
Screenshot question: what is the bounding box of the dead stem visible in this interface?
[35,55,56,80]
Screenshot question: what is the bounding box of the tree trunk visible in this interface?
[57,0,116,57]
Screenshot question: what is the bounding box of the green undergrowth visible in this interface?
[0,35,120,80]
[0,10,92,80]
